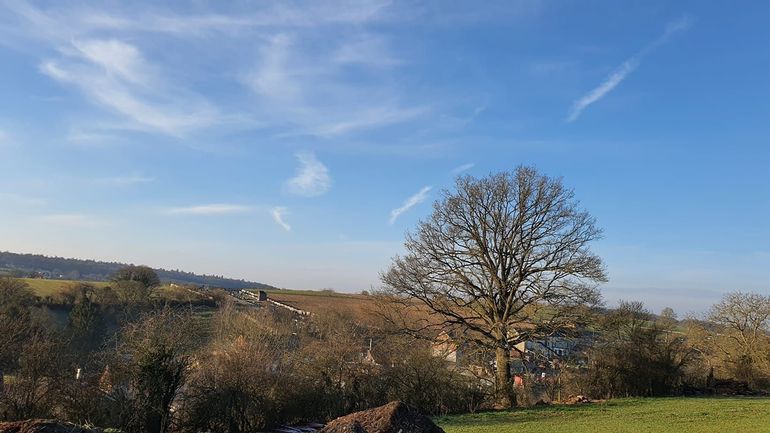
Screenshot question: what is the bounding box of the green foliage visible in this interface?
[0,277,35,309]
[112,265,161,289]
[114,280,152,304]
[580,301,695,398]
[68,296,105,352]
[111,309,195,433]
[0,278,35,371]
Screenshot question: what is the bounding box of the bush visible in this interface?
[580,301,695,398]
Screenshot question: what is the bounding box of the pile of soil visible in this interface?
[319,401,445,433]
[0,420,99,433]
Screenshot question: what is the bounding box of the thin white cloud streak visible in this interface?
[285,151,331,197]
[96,174,155,187]
[66,129,120,146]
[73,1,392,37]
[163,204,252,215]
[314,106,428,137]
[451,162,475,175]
[566,16,692,123]
[389,186,432,224]
[566,59,639,123]
[271,207,292,232]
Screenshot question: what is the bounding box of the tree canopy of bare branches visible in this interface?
[706,291,770,387]
[380,167,606,408]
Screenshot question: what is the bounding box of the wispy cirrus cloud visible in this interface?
[389,186,432,224]
[451,162,475,175]
[96,173,155,187]
[39,38,222,136]
[271,207,291,232]
[3,0,412,139]
[163,204,252,216]
[284,151,331,197]
[71,1,392,37]
[0,1,225,136]
[245,31,427,137]
[566,16,692,123]
[0,0,490,146]
[66,129,122,147]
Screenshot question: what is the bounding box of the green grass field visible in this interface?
[434,398,770,433]
[19,278,109,297]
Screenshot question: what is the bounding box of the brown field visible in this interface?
[264,289,377,323]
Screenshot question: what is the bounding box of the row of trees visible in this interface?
[540,292,770,401]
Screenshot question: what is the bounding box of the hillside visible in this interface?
[265,289,375,323]
[0,251,273,290]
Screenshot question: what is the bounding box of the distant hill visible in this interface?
[0,250,273,290]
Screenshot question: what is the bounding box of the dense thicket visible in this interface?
[0,278,482,431]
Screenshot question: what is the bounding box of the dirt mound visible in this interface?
[0,420,100,433]
[319,401,445,433]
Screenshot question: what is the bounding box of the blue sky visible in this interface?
[1,0,769,314]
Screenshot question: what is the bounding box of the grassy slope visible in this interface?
[20,278,109,297]
[435,398,770,433]
[21,279,204,303]
[253,289,375,323]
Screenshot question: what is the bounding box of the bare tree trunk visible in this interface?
[495,347,515,408]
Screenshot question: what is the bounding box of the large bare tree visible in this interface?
[706,291,770,387]
[380,167,606,407]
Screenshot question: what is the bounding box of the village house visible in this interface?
[431,328,593,379]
